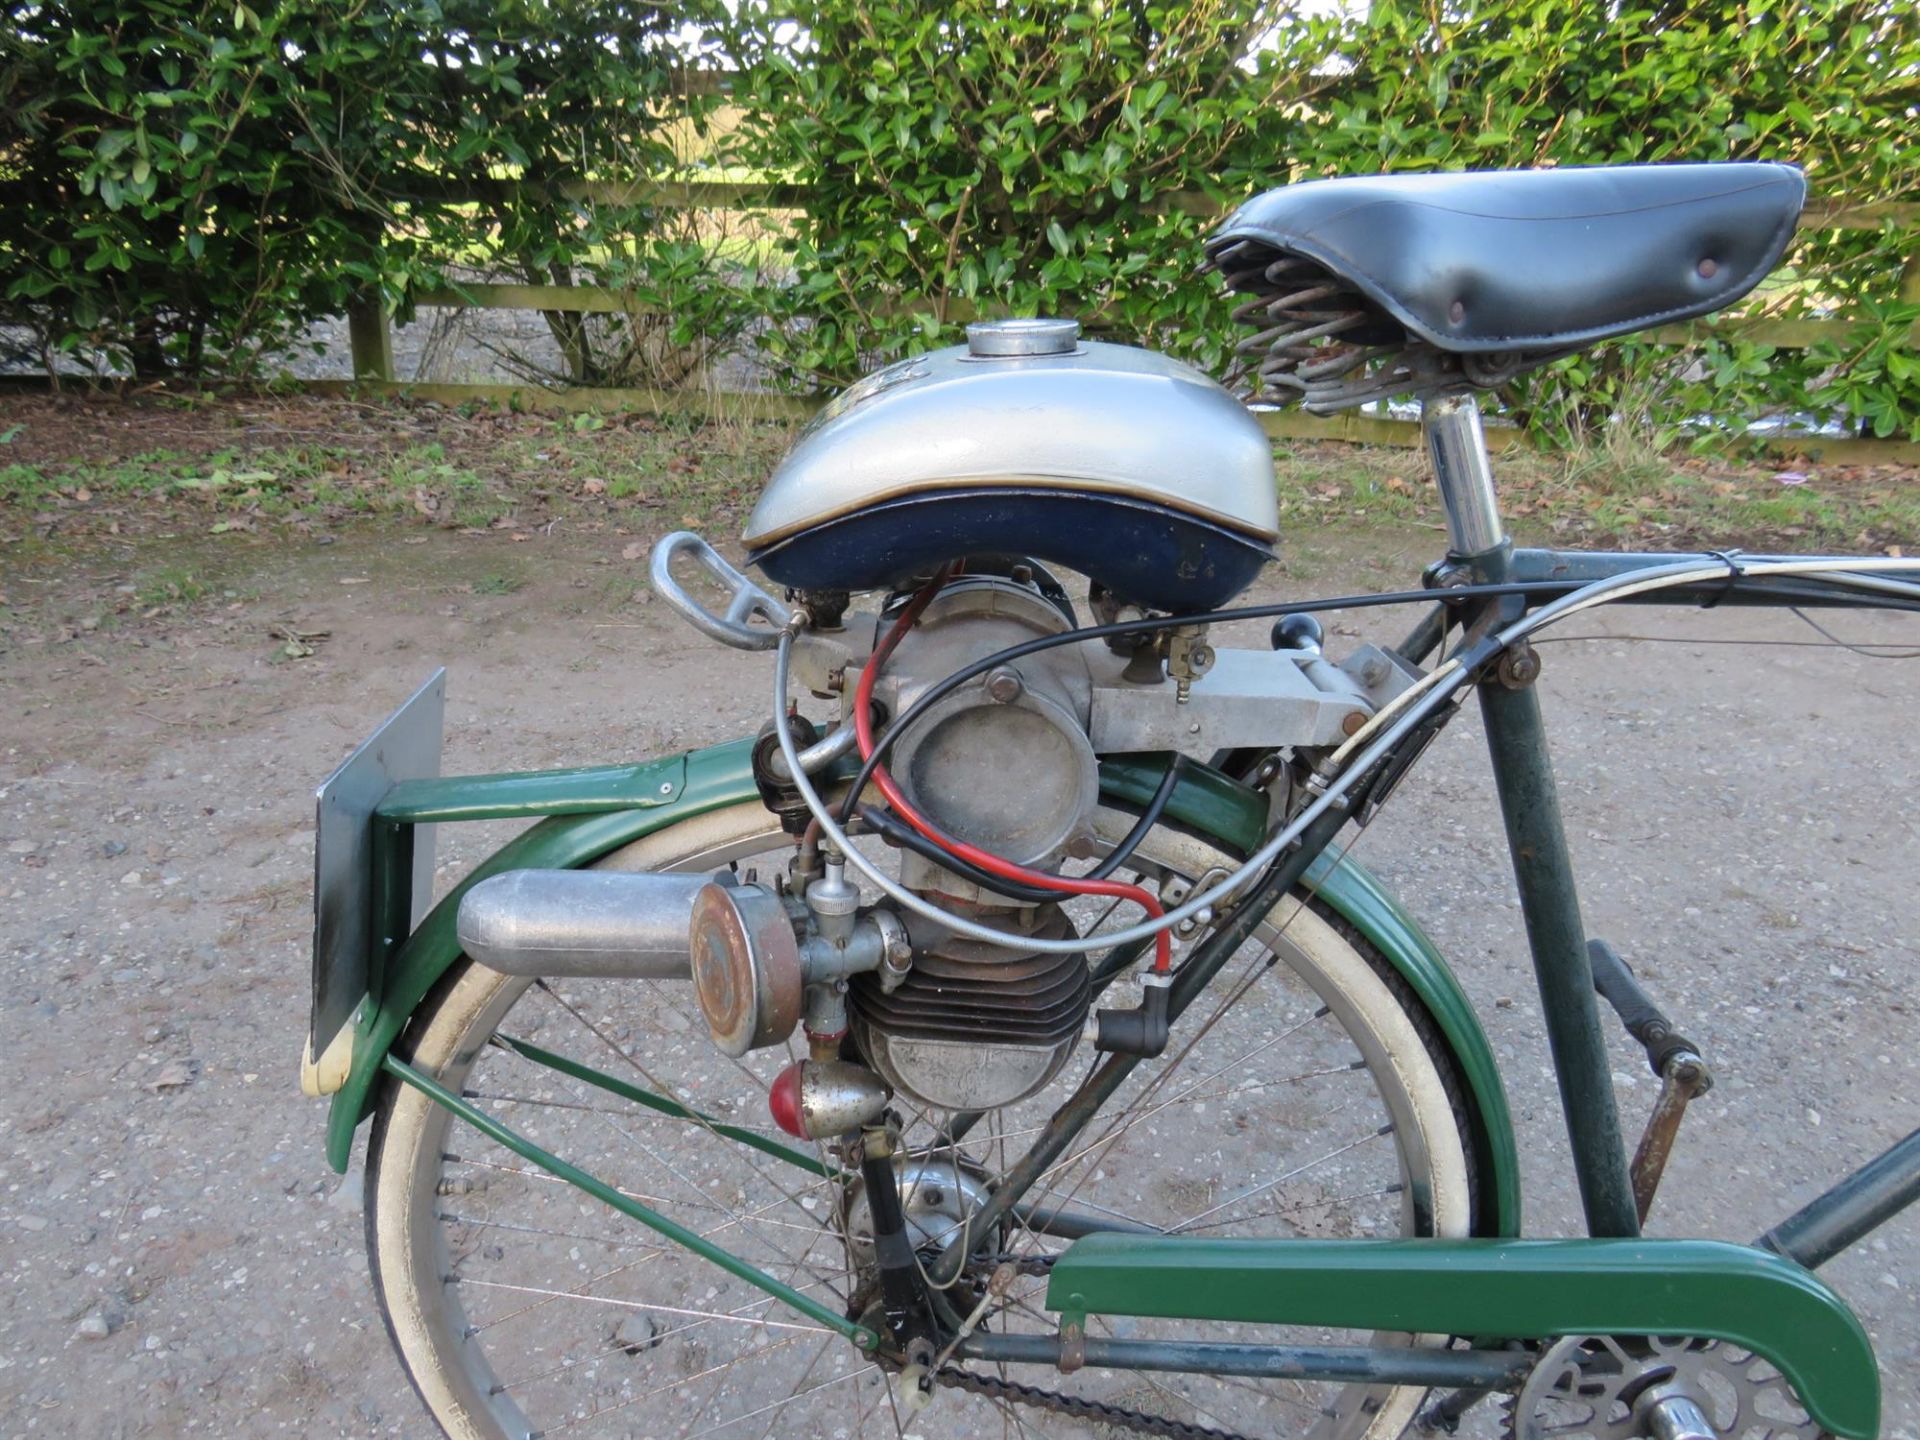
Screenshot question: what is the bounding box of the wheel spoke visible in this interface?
[452,1276,837,1334]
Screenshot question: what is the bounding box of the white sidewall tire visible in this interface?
[366,800,1478,1440]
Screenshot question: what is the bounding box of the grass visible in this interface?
[2,393,1914,555]
[0,397,792,542]
[133,565,213,608]
[1271,437,1920,553]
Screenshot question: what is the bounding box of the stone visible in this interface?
[75,1314,111,1340]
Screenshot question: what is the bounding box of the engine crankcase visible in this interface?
[873,575,1099,871]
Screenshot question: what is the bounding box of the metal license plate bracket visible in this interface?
[310,668,445,1056]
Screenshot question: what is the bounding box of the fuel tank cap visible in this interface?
[966,316,1080,357]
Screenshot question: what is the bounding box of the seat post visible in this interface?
[1420,392,1506,559]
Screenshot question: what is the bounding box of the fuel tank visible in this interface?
[742,319,1278,612]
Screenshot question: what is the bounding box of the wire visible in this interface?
[833,570,1920,821]
[772,556,1920,961]
[856,805,1061,905]
[855,755,1182,906]
[1087,755,1183,881]
[1790,607,1920,659]
[850,570,1173,970]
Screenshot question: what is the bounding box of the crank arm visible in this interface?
[1630,1050,1712,1225]
[1585,939,1714,1222]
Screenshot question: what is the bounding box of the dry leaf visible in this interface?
[146,1058,200,1092]
[621,541,646,561]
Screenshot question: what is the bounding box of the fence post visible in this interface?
[348,295,394,382]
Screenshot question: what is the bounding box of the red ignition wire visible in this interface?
[851,573,1173,972]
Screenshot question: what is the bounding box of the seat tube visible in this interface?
[1422,393,1642,1238]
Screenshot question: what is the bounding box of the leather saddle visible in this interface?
[1206,162,1806,411]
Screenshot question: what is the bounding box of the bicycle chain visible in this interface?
[933,1365,1256,1440]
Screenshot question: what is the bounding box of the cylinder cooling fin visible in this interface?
[850,911,1090,1113]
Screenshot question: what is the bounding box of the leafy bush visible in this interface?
[5,0,1915,442]
[719,0,1346,387]
[2,0,360,376]
[719,0,1919,442]
[0,0,701,379]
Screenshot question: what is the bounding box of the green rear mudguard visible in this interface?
[318,736,1520,1237]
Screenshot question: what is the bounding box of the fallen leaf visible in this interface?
[621,541,646,561]
[146,1058,200,1092]
[582,478,608,495]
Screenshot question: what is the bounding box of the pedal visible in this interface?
[1587,939,1714,1224]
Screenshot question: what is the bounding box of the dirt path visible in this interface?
[1,520,1916,1437]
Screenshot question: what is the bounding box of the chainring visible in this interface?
[1508,1334,1827,1440]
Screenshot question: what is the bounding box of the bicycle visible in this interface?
[303,160,1918,1440]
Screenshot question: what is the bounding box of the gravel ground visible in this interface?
[0,518,1915,1438]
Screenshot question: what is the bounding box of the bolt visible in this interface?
[1497,643,1542,689]
[985,667,1023,704]
[1341,710,1368,737]
[658,782,673,795]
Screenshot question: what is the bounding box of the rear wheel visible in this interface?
[365,798,1483,1440]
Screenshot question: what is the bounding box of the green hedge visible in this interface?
[722,0,1920,442]
[0,0,697,379]
[5,1,1917,441]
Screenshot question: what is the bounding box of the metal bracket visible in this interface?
[1494,639,1541,690]
[650,531,793,650]
[1057,1314,1087,1373]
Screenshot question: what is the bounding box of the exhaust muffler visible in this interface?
[461,866,906,1139]
[457,869,708,978]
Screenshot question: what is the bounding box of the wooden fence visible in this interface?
[328,183,1920,464]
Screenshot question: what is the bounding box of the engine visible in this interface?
[845,570,1101,1112]
[484,321,1419,1138]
